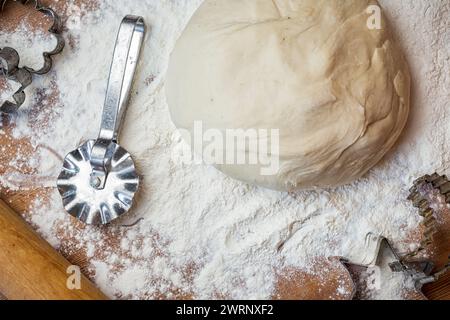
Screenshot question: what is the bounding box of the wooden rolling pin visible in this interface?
[0,199,107,300]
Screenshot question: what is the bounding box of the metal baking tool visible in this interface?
[339,233,437,300]
[1,0,65,75]
[57,16,145,225]
[0,47,32,113]
[338,173,450,299]
[0,0,65,112]
[406,173,450,276]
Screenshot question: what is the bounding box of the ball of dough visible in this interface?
[166,0,410,191]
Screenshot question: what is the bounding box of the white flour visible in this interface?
[0,0,448,299]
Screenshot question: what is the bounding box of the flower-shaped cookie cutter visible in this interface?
[0,47,32,113]
[0,0,65,112]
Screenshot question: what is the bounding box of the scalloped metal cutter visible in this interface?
[57,16,145,225]
[1,0,65,113]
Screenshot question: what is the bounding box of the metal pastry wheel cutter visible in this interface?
[57,16,145,225]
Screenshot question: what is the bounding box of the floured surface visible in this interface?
[0,0,449,299]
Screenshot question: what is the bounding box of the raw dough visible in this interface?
[165,0,410,191]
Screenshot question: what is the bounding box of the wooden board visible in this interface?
[0,0,449,300]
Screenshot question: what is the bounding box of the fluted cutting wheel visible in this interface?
[57,140,139,225]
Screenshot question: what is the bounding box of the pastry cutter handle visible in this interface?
[90,15,145,189]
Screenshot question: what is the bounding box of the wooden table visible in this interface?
[0,0,449,300]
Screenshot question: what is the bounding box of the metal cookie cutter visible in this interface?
[406,173,450,277]
[57,16,145,225]
[0,47,32,113]
[0,0,65,112]
[339,233,436,299]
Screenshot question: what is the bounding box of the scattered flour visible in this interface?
[0,0,448,299]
